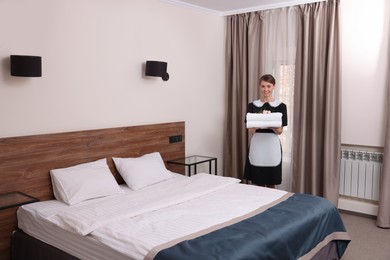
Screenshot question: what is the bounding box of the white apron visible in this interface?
[249,132,281,167]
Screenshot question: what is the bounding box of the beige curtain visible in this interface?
[225,1,341,204]
[377,83,390,228]
[292,0,341,205]
[377,21,390,228]
[224,13,264,179]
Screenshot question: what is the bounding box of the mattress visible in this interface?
[19,173,351,259]
[17,185,133,260]
[18,173,289,260]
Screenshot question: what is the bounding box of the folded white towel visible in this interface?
[246,112,282,129]
[246,112,282,122]
[246,121,282,129]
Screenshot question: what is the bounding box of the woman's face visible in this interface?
[259,80,275,100]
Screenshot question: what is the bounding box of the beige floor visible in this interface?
[340,211,390,260]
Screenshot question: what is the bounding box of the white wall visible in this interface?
[1,0,388,176]
[0,0,225,173]
[341,0,390,148]
[339,0,389,215]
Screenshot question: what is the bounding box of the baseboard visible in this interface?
[338,196,378,216]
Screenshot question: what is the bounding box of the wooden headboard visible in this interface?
[0,121,185,201]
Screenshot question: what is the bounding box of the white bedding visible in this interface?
[18,173,288,260]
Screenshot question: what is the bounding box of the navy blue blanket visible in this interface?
[153,193,350,260]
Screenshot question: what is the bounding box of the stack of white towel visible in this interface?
[246,112,282,129]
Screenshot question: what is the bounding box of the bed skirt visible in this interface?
[12,230,79,260]
[12,229,341,260]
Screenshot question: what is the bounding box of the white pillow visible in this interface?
[113,152,173,191]
[50,159,124,205]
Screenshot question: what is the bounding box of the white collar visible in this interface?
[253,99,281,107]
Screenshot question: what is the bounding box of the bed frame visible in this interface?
[0,121,185,259]
[1,121,344,260]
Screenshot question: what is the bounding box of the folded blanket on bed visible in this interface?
[150,193,350,260]
[246,112,282,129]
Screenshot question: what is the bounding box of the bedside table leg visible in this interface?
[214,159,217,175]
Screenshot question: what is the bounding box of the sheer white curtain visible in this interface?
[261,7,298,191]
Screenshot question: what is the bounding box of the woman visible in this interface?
[244,74,288,188]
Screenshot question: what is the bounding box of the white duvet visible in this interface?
[19,173,288,260]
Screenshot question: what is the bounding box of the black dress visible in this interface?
[244,100,288,185]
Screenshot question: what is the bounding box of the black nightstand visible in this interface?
[168,155,217,176]
[0,191,39,210]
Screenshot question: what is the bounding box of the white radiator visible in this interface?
[339,149,383,201]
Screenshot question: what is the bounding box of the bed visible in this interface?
[0,122,350,260]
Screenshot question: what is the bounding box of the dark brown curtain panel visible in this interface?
[292,0,341,205]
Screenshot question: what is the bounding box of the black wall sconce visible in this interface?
[10,55,42,77]
[145,60,169,81]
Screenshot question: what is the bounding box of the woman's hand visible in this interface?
[271,127,283,135]
[248,128,257,134]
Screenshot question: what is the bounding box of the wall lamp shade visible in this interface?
[10,55,42,77]
[145,61,169,81]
